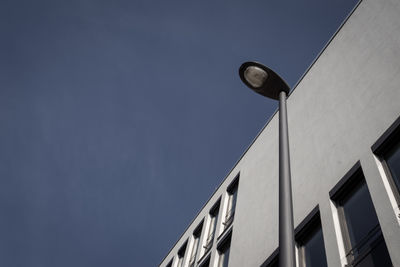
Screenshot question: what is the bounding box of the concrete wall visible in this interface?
[160,0,400,266]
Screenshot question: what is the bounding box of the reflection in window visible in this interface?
[333,170,392,266]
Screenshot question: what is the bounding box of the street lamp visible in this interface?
[239,61,295,267]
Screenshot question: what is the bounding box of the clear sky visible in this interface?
[1,0,358,266]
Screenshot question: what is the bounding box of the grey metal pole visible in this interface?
[278,91,296,267]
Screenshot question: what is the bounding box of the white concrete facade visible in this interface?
[160,0,400,266]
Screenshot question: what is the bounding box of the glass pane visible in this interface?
[225,191,236,227]
[227,194,233,212]
[177,257,183,267]
[271,259,279,267]
[231,191,237,212]
[210,214,218,237]
[369,236,392,267]
[200,257,210,267]
[218,246,230,267]
[303,227,328,267]
[342,182,380,251]
[191,237,199,260]
[353,235,392,267]
[341,180,393,266]
[386,141,400,193]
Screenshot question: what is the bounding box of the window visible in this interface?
[165,259,173,267]
[330,164,392,266]
[217,231,232,267]
[372,115,400,203]
[198,255,210,267]
[176,241,187,267]
[384,141,400,195]
[203,200,220,254]
[189,222,203,267]
[224,177,239,229]
[295,207,327,267]
[260,248,279,267]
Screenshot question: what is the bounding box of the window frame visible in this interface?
[329,162,365,260]
[223,175,239,231]
[372,115,400,205]
[217,229,232,267]
[294,206,327,267]
[203,199,220,253]
[165,259,173,267]
[329,162,390,265]
[176,240,188,267]
[197,199,221,264]
[260,248,279,267]
[189,221,204,267]
[198,254,211,267]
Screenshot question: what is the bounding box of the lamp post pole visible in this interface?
[239,62,295,267]
[278,90,295,267]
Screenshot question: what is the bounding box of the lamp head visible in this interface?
[239,61,290,100]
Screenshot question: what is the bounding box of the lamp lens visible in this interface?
[244,66,268,88]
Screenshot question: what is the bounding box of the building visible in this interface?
[160,0,400,266]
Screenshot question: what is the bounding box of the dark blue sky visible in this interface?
[1,0,358,266]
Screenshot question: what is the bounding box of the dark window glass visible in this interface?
[341,182,380,251]
[189,228,201,267]
[296,210,327,267]
[301,226,328,267]
[218,244,230,267]
[218,233,232,267]
[225,188,237,228]
[261,251,278,267]
[177,242,187,267]
[210,213,218,238]
[269,257,279,267]
[385,141,400,193]
[176,257,183,267]
[166,260,172,267]
[199,256,210,267]
[338,179,392,266]
[353,235,392,267]
[204,203,220,253]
